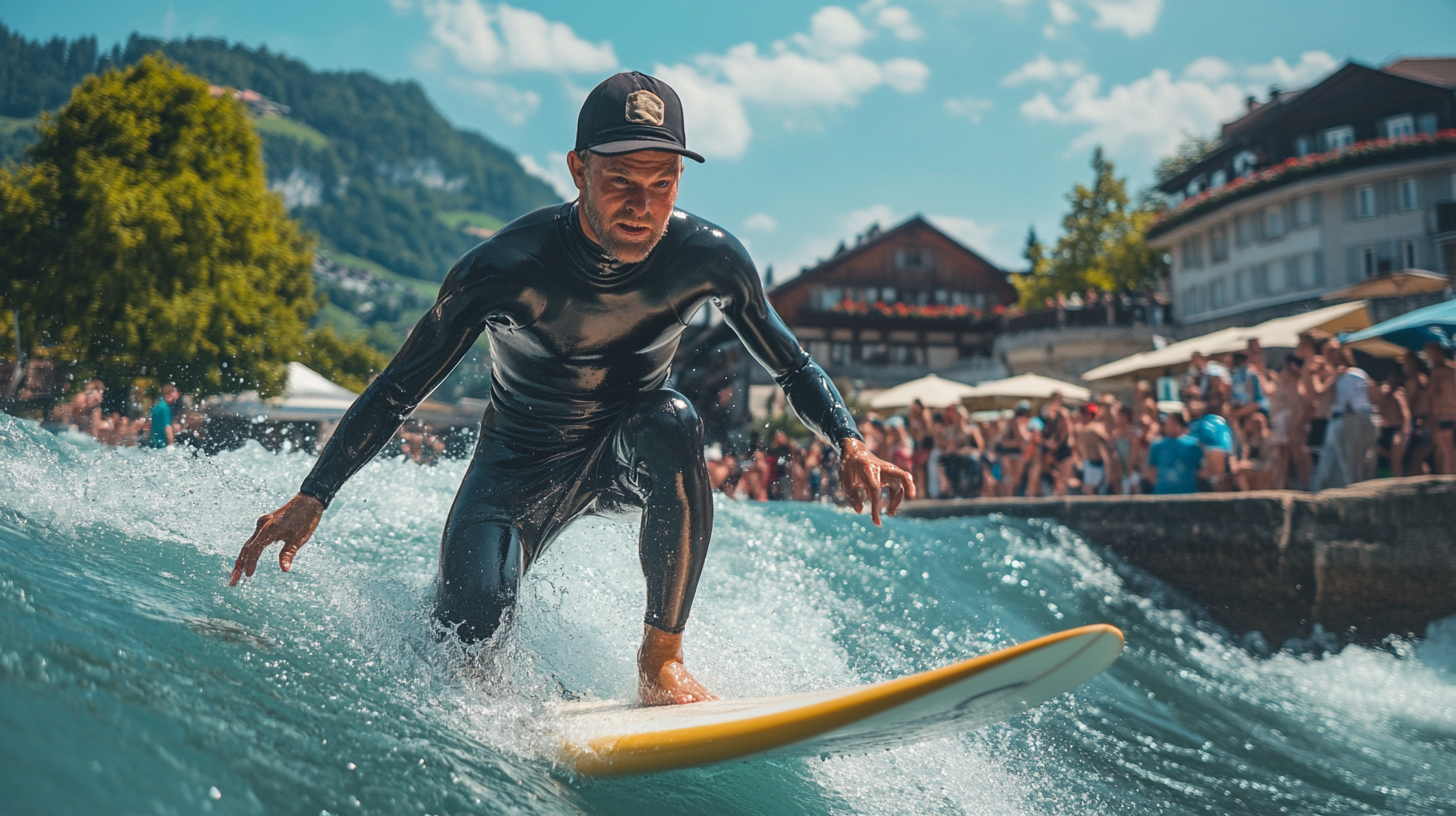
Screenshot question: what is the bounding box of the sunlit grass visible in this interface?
[252,114,330,150]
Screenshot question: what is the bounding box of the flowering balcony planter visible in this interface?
[1148,130,1456,239]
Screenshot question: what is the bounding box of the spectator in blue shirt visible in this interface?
[1188,398,1234,490]
[1143,412,1208,494]
[149,383,180,449]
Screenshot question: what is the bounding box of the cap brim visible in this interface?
[589,138,705,163]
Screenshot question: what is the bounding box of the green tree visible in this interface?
[0,54,316,396]
[1153,131,1220,185]
[298,323,388,393]
[1016,148,1167,309]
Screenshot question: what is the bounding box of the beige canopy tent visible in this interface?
[961,373,1091,410]
[867,373,978,409]
[1320,269,1450,301]
[1081,301,1371,382]
[205,362,358,422]
[264,362,359,421]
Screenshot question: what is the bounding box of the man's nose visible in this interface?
[623,186,648,216]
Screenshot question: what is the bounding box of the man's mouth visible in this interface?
[615,223,651,238]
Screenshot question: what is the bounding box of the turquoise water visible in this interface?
[2,414,1454,815]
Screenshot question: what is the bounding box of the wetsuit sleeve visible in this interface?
[298,254,502,508]
[710,239,862,445]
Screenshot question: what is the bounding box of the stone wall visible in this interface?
[900,476,1456,646]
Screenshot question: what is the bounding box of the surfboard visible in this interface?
[550,623,1123,777]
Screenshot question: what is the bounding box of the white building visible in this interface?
[1148,58,1456,330]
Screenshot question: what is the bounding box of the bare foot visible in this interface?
[637,624,718,706]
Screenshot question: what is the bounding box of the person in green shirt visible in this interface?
[149,383,180,448]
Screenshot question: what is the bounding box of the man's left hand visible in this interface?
[839,437,916,525]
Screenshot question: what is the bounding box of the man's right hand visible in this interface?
[229,493,324,585]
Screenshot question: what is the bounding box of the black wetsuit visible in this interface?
[298,203,860,642]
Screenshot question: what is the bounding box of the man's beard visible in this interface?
[580,183,669,264]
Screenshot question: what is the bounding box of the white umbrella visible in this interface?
[868,373,978,409]
[964,373,1091,405]
[1081,301,1369,382]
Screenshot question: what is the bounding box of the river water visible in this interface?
[2,413,1454,815]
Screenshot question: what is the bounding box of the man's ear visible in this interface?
[566,150,588,193]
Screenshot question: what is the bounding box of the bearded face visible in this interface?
[570,150,681,264]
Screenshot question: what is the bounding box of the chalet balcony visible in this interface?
[795,304,1000,333]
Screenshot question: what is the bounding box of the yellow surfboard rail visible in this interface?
[559,623,1124,777]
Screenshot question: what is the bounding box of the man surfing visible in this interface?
[229,72,915,706]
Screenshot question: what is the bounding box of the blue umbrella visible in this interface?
[1341,298,1456,352]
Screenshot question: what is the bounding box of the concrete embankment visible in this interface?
[901,477,1456,646]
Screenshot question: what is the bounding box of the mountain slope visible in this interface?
[0,24,561,283]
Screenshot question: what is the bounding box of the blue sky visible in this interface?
[6,1,1454,280]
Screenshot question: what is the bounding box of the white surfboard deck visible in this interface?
[549,623,1124,777]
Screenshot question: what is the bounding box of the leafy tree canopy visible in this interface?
[0,54,317,397]
[1014,148,1168,309]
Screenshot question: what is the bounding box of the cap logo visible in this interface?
[625,90,666,126]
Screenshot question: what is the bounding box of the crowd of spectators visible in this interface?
[708,333,1456,502]
[49,379,196,449]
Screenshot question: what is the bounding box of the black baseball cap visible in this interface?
[575,71,705,163]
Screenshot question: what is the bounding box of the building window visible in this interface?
[1267,259,1287,294]
[1399,177,1418,211]
[1210,278,1227,310]
[888,344,922,365]
[1361,246,1378,278]
[1264,205,1286,239]
[1233,150,1257,177]
[1356,185,1377,219]
[1298,193,1322,225]
[819,286,843,310]
[1210,224,1229,263]
[830,342,852,365]
[1181,236,1205,269]
[1235,213,1255,246]
[1324,125,1355,152]
[1382,114,1415,141]
[1234,268,1249,301]
[879,287,897,304]
[894,248,933,270]
[860,342,888,364]
[1185,176,1205,198]
[1297,253,1322,289]
[1210,169,1228,189]
[1251,264,1268,297]
[1402,239,1418,270]
[1294,136,1311,157]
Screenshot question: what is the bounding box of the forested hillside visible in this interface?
[0,24,561,286]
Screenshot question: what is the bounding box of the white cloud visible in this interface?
[744,212,779,232]
[927,215,1001,259]
[421,0,616,74]
[451,77,540,124]
[654,6,930,159]
[1246,50,1339,89]
[518,153,576,200]
[651,63,754,159]
[883,58,930,92]
[1014,51,1338,160]
[1020,69,1244,157]
[1182,56,1231,84]
[944,96,993,123]
[1087,0,1163,38]
[1049,0,1079,24]
[792,6,871,57]
[872,6,924,40]
[1002,53,1084,86]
